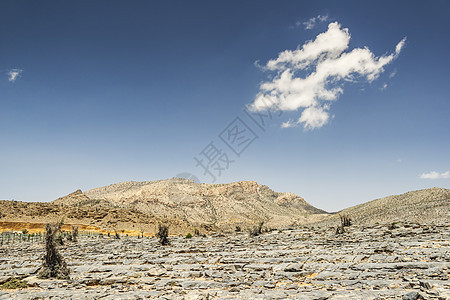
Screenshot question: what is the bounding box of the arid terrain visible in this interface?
[0,180,449,299]
[0,221,449,299]
[1,179,448,235]
[0,179,330,235]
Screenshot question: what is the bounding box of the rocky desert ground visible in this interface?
[0,181,449,299]
[0,221,449,299]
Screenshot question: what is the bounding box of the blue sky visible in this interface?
[1,1,449,211]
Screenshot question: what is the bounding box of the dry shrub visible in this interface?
[340,214,352,227]
[72,225,79,242]
[249,221,264,237]
[38,221,70,280]
[157,224,169,245]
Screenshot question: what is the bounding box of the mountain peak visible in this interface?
[53,189,90,206]
[73,179,327,230]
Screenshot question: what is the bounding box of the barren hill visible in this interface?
[1,179,328,234]
[1,180,448,234]
[68,178,328,230]
[310,187,450,226]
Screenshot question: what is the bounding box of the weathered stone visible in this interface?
[0,222,448,299]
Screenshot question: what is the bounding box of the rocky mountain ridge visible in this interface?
[311,187,450,226]
[1,179,328,234]
[1,179,448,235]
[56,178,328,231]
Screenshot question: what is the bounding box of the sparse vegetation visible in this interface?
[38,221,70,280]
[340,214,352,227]
[388,222,399,230]
[157,223,170,245]
[235,226,241,232]
[0,278,28,290]
[335,225,345,234]
[194,228,200,236]
[72,225,78,242]
[185,233,192,239]
[336,214,352,235]
[249,221,264,237]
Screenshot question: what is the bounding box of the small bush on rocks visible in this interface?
[157,224,170,245]
[340,214,352,227]
[0,278,28,290]
[249,221,264,237]
[335,226,345,234]
[186,233,192,239]
[388,222,399,230]
[72,225,78,242]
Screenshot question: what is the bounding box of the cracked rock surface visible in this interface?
[0,222,449,299]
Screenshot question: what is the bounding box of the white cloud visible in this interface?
[299,105,331,130]
[381,83,388,90]
[249,22,406,129]
[8,69,23,82]
[389,69,397,78]
[303,15,329,30]
[420,171,450,179]
[281,120,295,128]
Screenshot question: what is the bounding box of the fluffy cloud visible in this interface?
[249,22,406,129]
[8,69,23,82]
[303,15,329,30]
[420,171,450,179]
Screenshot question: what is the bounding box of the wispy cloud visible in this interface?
[281,120,295,128]
[303,15,329,30]
[7,69,23,82]
[389,69,397,78]
[381,83,388,91]
[249,22,406,130]
[420,171,450,179]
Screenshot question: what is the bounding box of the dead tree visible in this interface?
[38,221,70,280]
[156,224,169,245]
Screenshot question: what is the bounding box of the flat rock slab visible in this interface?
[1,222,449,299]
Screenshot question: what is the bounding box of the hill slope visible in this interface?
[310,187,450,226]
[1,181,448,234]
[82,178,328,229]
[1,179,328,234]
